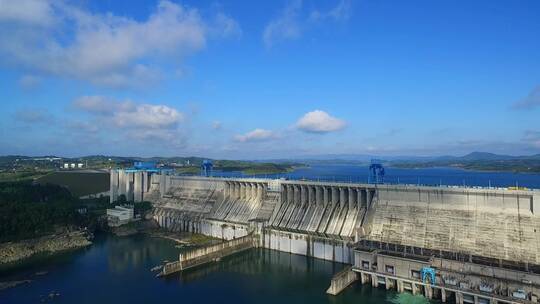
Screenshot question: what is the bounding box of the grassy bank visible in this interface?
[36,171,110,197]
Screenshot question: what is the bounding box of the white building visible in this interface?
[106,205,134,227]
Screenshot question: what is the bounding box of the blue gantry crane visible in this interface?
[421,267,436,285]
[201,160,213,177]
[368,159,385,184]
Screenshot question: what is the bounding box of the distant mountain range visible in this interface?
[2,152,540,173]
[385,152,540,173]
[261,152,540,173]
[264,152,540,163]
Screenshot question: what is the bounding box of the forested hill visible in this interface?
[0,182,83,243]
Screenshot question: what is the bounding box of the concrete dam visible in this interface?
[110,170,540,303]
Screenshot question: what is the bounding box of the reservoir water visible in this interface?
[211,164,540,189]
[0,234,433,304]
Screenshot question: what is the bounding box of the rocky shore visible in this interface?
[0,230,93,266]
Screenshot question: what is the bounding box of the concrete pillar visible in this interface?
[288,185,294,204]
[348,188,356,209]
[441,289,447,303]
[301,185,308,204]
[361,189,368,208]
[456,292,464,304]
[110,169,118,203]
[425,285,433,300]
[339,187,347,208]
[159,173,166,198]
[323,187,329,205]
[141,172,146,195]
[367,189,374,207]
[360,273,369,284]
[412,283,418,295]
[119,170,127,196]
[257,183,263,200]
[397,280,404,293]
[254,183,259,200]
[134,171,143,202]
[281,184,287,203]
[294,185,301,204]
[250,183,256,200]
[371,274,378,287]
[332,187,339,205]
[126,172,134,201]
[316,186,323,205]
[385,278,392,290]
[224,182,230,197]
[308,186,315,204]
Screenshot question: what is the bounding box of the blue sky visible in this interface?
[1,0,539,159]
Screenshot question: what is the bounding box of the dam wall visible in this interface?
[370,185,540,264]
[112,173,540,265]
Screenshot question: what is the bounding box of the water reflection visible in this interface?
[1,234,435,304]
[105,234,179,273]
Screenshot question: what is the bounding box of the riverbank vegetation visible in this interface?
[175,160,302,175]
[0,181,110,243]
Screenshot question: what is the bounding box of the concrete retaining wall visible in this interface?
[262,229,354,264]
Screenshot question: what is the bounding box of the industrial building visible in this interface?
[106,205,134,227]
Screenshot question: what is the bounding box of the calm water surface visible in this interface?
[210,164,540,189]
[0,234,433,304]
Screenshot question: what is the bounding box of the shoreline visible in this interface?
[0,230,93,267]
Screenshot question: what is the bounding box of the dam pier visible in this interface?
[110,170,540,303]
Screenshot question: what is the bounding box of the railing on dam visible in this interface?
[169,174,540,192]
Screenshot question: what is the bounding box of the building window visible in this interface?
[411,270,421,279]
[385,265,394,274]
[362,261,370,269]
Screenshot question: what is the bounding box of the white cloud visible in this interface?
[263,0,302,47]
[296,110,346,133]
[73,95,183,130]
[235,128,277,142]
[310,0,352,22]
[263,0,352,47]
[523,130,540,148]
[114,104,182,129]
[18,74,41,88]
[212,121,223,130]
[0,0,55,26]
[0,0,240,87]
[73,96,134,115]
[14,108,54,124]
[513,86,540,109]
[212,12,242,38]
